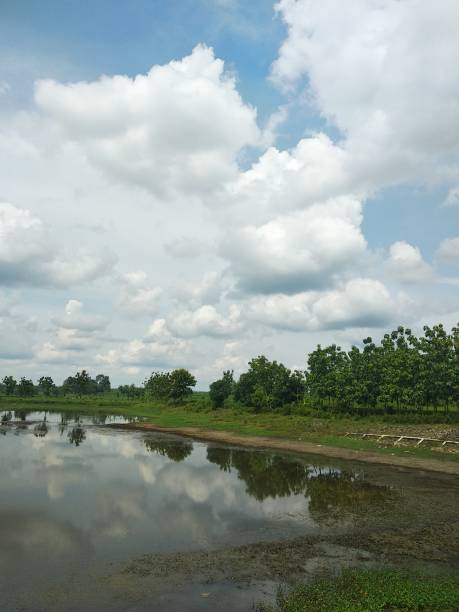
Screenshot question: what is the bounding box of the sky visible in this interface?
[0,0,458,388]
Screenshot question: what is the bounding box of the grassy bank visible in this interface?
[1,395,458,463]
[257,569,459,611]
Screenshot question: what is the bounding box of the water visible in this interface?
[0,410,458,611]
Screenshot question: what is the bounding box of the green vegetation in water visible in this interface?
[257,569,459,612]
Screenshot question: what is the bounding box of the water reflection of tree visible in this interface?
[14,410,30,422]
[1,411,12,424]
[206,447,396,522]
[91,414,107,425]
[68,426,86,446]
[207,447,310,501]
[306,468,393,525]
[33,420,49,437]
[144,438,193,462]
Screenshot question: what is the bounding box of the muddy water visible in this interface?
[0,410,458,611]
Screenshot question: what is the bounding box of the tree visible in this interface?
[169,369,196,402]
[144,372,172,400]
[17,377,35,397]
[144,369,196,403]
[209,370,234,408]
[63,370,92,396]
[95,374,111,394]
[234,356,305,411]
[118,384,144,399]
[38,376,56,396]
[3,375,17,396]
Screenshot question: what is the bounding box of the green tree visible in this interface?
[37,376,56,396]
[169,368,196,402]
[209,370,234,408]
[118,384,144,399]
[144,372,172,400]
[235,356,305,411]
[95,374,111,394]
[17,377,35,397]
[64,370,92,396]
[2,375,17,395]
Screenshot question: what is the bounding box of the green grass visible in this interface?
[258,569,459,611]
[1,395,458,463]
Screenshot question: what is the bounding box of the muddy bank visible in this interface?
[107,423,459,475]
[33,522,459,612]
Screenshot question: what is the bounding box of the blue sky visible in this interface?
[0,0,458,386]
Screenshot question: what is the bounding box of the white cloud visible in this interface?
[436,238,459,265]
[0,202,116,288]
[272,0,459,187]
[118,271,162,318]
[443,187,459,207]
[173,272,225,308]
[167,304,242,338]
[222,196,366,294]
[248,278,392,331]
[386,241,432,283]
[97,318,192,370]
[35,44,261,198]
[214,340,251,375]
[222,134,356,225]
[54,299,107,332]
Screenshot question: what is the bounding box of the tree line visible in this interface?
[208,324,459,414]
[0,371,111,398]
[1,324,458,414]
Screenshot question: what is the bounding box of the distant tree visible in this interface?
[37,376,56,396]
[62,376,76,396]
[17,377,35,397]
[168,368,196,402]
[209,370,234,408]
[144,372,172,400]
[3,375,17,396]
[234,356,305,411]
[63,370,92,396]
[118,384,144,399]
[95,374,111,394]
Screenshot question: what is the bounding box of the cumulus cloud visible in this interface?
[386,241,433,283]
[53,299,107,332]
[248,278,392,331]
[173,272,225,308]
[167,304,242,338]
[97,318,191,370]
[222,197,366,294]
[0,202,116,288]
[443,186,459,207]
[222,134,356,225]
[272,0,459,187]
[35,44,261,197]
[214,340,250,374]
[436,237,459,265]
[118,271,162,318]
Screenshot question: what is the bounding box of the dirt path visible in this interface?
[107,423,459,475]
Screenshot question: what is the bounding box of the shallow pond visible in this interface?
[0,410,458,611]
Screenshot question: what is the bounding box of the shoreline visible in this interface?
[107,422,459,476]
